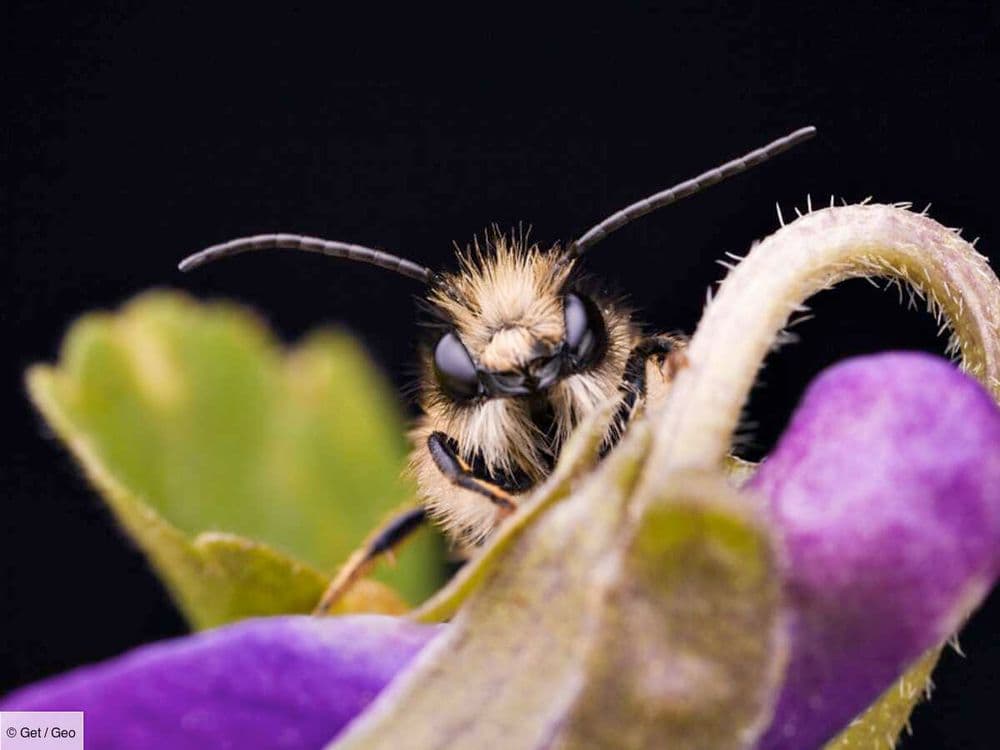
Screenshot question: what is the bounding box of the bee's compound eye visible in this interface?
[433,332,480,400]
[564,293,607,369]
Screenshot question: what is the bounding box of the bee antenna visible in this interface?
[567,126,817,257]
[178,233,436,284]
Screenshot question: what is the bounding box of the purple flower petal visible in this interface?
[2,615,440,750]
[752,353,1000,750]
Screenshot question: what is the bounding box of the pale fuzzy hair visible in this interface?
[430,232,574,362]
[410,231,641,543]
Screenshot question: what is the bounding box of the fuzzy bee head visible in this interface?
[426,233,616,400]
[416,232,636,482]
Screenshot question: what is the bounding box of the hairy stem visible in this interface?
[641,204,1000,489]
[634,203,1000,749]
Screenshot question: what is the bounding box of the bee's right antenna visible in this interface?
[566,125,817,258]
[178,233,437,284]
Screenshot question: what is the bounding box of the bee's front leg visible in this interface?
[314,506,427,615]
[604,334,688,453]
[427,431,519,513]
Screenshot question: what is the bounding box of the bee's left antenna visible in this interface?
[568,125,817,257]
[178,233,436,284]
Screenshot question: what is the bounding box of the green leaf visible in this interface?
[27,291,443,626]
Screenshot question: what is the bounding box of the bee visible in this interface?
[179,126,815,611]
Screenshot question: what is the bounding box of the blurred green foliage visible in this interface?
[27,291,444,627]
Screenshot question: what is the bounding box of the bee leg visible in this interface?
[603,335,687,454]
[313,506,427,615]
[427,431,519,513]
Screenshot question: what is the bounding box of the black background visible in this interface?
[5,2,998,747]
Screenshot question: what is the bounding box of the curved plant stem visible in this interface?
[635,203,1000,749]
[822,647,939,750]
[640,204,1000,489]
